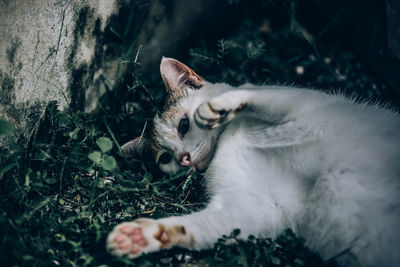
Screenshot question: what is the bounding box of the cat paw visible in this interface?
[106,219,169,258]
[194,96,246,129]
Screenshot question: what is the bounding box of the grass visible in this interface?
[0,0,396,266]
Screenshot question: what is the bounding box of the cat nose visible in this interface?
[180,152,191,166]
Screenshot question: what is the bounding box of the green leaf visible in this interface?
[24,171,31,188]
[182,174,193,191]
[22,255,34,261]
[101,155,116,171]
[0,119,14,136]
[88,151,102,164]
[55,233,66,242]
[68,127,80,140]
[96,137,113,153]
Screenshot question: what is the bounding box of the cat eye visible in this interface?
[178,115,190,137]
[159,152,172,164]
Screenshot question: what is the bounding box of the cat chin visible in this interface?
[193,155,212,173]
[193,163,206,173]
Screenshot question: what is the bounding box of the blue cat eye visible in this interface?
[178,115,190,137]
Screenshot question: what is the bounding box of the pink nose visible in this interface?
[180,152,191,166]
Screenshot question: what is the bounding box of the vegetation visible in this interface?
[0,0,394,266]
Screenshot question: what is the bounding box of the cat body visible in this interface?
[107,58,400,266]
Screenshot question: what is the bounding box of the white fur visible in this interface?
[109,60,400,266]
[151,82,400,266]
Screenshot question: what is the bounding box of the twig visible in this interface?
[180,184,193,204]
[138,120,147,142]
[140,207,155,215]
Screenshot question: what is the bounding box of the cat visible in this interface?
[107,57,400,266]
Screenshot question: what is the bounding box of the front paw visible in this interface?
[107,218,191,259]
[194,96,246,129]
[107,219,168,258]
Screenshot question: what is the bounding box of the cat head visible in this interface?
[122,57,225,175]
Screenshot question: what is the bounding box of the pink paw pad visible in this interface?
[128,227,148,252]
[159,232,169,243]
[120,225,135,234]
[130,243,141,254]
[110,225,150,256]
[113,234,126,243]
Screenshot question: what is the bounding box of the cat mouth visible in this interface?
[190,138,215,172]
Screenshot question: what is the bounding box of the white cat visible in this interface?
[107,57,400,266]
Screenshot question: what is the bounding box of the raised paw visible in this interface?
[194,96,246,129]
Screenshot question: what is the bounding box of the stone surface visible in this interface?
[0,0,123,140]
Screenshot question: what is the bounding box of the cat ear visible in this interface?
[121,137,151,159]
[160,57,203,93]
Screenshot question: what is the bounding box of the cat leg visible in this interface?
[107,203,278,259]
[194,88,324,129]
[106,211,216,259]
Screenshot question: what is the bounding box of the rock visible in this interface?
[0,0,125,141]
